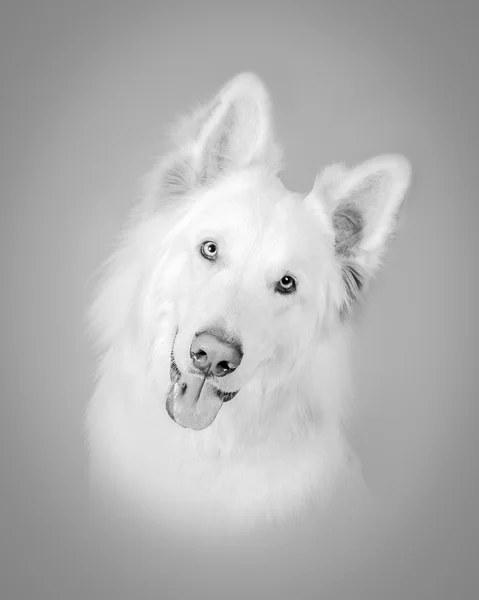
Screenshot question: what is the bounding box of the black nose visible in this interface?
[190,330,243,377]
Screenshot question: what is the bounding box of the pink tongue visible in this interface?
[166,372,223,430]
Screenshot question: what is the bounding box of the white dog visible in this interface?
[86,73,411,537]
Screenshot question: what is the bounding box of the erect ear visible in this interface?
[151,73,282,201]
[307,155,411,314]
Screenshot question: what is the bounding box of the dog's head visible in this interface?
[101,74,411,431]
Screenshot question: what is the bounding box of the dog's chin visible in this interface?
[166,354,239,430]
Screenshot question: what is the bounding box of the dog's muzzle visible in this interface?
[166,329,240,430]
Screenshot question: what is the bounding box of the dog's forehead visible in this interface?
[192,171,308,229]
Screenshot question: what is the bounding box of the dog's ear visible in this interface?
[151,73,282,202]
[307,155,411,315]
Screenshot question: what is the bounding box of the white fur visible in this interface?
[86,73,411,537]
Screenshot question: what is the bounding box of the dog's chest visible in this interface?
[90,389,346,529]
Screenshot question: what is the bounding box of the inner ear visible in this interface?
[332,204,364,257]
[200,105,237,184]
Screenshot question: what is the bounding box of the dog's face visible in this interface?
[135,74,411,430]
[164,173,337,429]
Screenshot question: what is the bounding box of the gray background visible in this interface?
[1,0,478,598]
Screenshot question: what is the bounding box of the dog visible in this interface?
[86,73,411,538]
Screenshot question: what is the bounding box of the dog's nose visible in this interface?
[190,331,242,377]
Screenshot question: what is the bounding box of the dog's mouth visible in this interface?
[166,351,239,431]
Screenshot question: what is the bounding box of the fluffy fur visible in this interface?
[86,73,411,537]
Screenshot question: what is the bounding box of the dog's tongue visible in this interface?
[166,372,223,430]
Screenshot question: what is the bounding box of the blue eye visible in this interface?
[275,275,297,295]
[200,241,218,261]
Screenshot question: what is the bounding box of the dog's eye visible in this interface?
[275,275,297,295]
[200,241,218,261]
